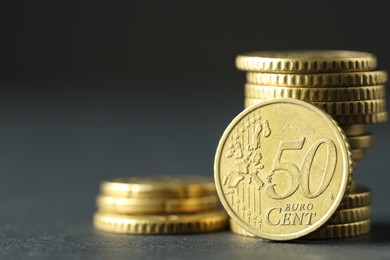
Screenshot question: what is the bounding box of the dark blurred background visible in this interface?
[0,1,389,258]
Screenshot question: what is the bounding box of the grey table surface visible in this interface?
[0,86,389,260]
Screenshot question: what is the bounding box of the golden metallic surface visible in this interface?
[96,194,218,214]
[215,99,352,241]
[348,135,374,149]
[244,84,385,102]
[330,206,371,224]
[93,210,229,234]
[230,219,371,239]
[334,112,387,125]
[229,219,257,238]
[340,186,372,209]
[246,71,387,87]
[100,176,215,198]
[236,51,377,73]
[308,220,371,239]
[245,98,386,116]
[351,149,365,160]
[342,124,368,137]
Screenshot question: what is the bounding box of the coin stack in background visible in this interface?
[231,50,387,239]
[93,176,228,234]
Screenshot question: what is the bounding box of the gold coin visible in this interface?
[340,186,371,209]
[246,71,387,87]
[348,135,374,149]
[351,149,365,160]
[215,99,352,241]
[100,176,215,198]
[330,206,371,224]
[236,51,377,73]
[342,124,368,136]
[245,98,386,116]
[334,112,387,125]
[229,219,257,238]
[93,210,229,234]
[230,219,371,239]
[308,220,370,239]
[96,194,218,214]
[245,84,385,102]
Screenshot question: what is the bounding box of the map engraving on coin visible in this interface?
[214,99,352,240]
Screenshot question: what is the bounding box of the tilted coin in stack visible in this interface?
[93,176,228,234]
[215,99,353,241]
[221,50,387,240]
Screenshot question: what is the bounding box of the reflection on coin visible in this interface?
[100,175,215,198]
[93,210,229,234]
[236,51,377,73]
[96,194,218,214]
[215,99,352,240]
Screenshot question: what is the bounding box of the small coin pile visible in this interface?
[93,176,228,234]
[214,51,386,240]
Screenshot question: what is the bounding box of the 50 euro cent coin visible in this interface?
[214,99,352,241]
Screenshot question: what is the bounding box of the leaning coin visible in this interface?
[215,99,352,241]
[236,50,377,73]
[100,175,216,198]
[96,194,218,214]
[93,210,229,234]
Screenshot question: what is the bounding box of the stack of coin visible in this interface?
[93,176,229,235]
[229,186,372,239]
[239,51,387,174]
[215,51,386,240]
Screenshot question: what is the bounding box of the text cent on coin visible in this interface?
[214,99,352,240]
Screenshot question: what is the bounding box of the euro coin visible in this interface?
[96,194,218,214]
[236,51,377,73]
[215,99,352,240]
[246,71,387,87]
[348,135,374,149]
[330,206,371,224]
[342,124,368,136]
[100,176,215,198]
[245,98,386,116]
[351,149,365,160]
[230,219,371,239]
[340,186,371,209]
[244,84,385,102]
[93,210,229,234]
[308,220,370,239]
